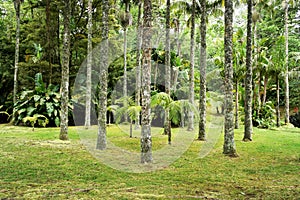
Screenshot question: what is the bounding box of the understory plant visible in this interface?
[13,73,63,127]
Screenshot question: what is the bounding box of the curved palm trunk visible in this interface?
[164,0,171,144]
[198,0,206,141]
[96,0,109,150]
[284,0,289,124]
[13,0,21,122]
[223,0,237,157]
[188,0,195,131]
[85,0,93,129]
[135,0,142,129]
[243,0,253,142]
[60,0,71,140]
[141,0,152,163]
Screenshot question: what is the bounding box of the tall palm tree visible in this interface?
[141,0,152,163]
[135,0,142,129]
[198,0,207,141]
[13,0,23,121]
[120,0,132,122]
[164,0,171,144]
[96,0,109,150]
[223,0,237,156]
[188,0,195,131]
[243,0,253,141]
[284,0,289,124]
[85,0,93,129]
[60,0,71,140]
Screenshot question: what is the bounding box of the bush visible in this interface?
[253,101,276,129]
[13,73,70,127]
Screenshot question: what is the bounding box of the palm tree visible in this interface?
[188,0,195,131]
[13,0,23,121]
[59,0,71,140]
[135,0,142,129]
[223,0,237,157]
[96,0,109,150]
[284,0,289,124]
[120,0,132,123]
[198,0,207,141]
[85,0,93,129]
[164,0,171,142]
[243,0,253,142]
[141,0,152,164]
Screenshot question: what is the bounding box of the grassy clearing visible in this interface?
[0,124,299,199]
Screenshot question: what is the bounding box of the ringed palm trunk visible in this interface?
[164,0,171,144]
[135,0,142,129]
[13,0,21,122]
[198,0,206,141]
[85,0,93,128]
[243,0,253,142]
[141,0,152,163]
[60,0,71,140]
[188,0,195,131]
[284,0,289,124]
[123,26,128,122]
[223,0,237,157]
[96,0,109,150]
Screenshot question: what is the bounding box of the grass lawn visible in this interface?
[0,124,299,199]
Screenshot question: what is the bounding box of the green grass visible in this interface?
[0,124,299,199]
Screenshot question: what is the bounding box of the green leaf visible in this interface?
[55,117,60,127]
[46,102,54,117]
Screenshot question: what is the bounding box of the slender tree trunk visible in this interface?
[243,0,253,142]
[46,0,52,85]
[60,0,71,140]
[135,0,142,130]
[130,119,133,138]
[284,0,289,124]
[85,0,93,129]
[96,0,109,150]
[13,0,21,121]
[223,0,237,157]
[123,26,128,122]
[276,74,280,127]
[164,0,171,144]
[235,80,239,129]
[198,0,206,141]
[141,0,152,164]
[262,74,268,105]
[188,0,195,131]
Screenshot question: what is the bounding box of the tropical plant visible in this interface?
[13,73,62,127]
[253,101,276,129]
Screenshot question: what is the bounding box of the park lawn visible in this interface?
[0,124,299,199]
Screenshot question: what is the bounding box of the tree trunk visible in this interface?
[235,79,239,129]
[188,0,195,131]
[276,74,280,127]
[60,0,71,140]
[123,26,128,122]
[198,0,206,141]
[13,0,21,121]
[130,119,133,138]
[141,0,152,164]
[284,0,289,124]
[262,74,268,105]
[164,0,171,144]
[223,0,237,157]
[85,0,93,129]
[243,0,253,142]
[96,0,109,150]
[135,0,142,130]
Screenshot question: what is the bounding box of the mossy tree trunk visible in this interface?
[141,0,152,164]
[223,0,237,157]
[60,0,71,140]
[243,0,253,142]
